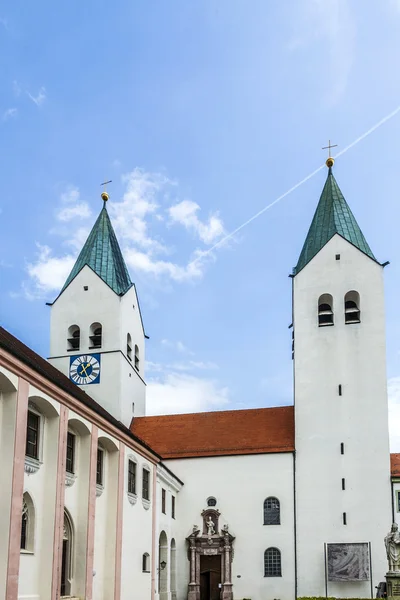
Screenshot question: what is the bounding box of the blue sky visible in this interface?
[2,1,400,448]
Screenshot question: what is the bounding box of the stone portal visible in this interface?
[187,508,235,600]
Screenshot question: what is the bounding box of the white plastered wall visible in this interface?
[164,452,295,600]
[294,235,392,597]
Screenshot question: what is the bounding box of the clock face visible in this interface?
[69,354,101,385]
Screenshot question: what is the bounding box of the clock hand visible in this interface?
[80,362,90,377]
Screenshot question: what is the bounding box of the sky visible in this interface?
[2,1,400,449]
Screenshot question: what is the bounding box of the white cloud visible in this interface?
[12,80,21,97]
[56,187,92,222]
[171,360,218,371]
[24,167,226,298]
[27,86,46,107]
[26,244,75,296]
[146,372,230,415]
[2,107,17,121]
[388,377,400,452]
[168,199,225,244]
[161,339,192,354]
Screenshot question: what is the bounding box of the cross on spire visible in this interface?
[322,140,338,168]
[100,180,112,203]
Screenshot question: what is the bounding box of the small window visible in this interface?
[142,468,150,501]
[89,322,102,349]
[344,291,360,324]
[26,411,40,459]
[66,432,75,474]
[142,552,150,572]
[341,442,344,455]
[135,345,140,371]
[343,512,347,525]
[342,478,346,490]
[128,460,136,495]
[207,497,217,507]
[21,493,34,552]
[67,325,80,351]
[96,448,104,486]
[162,488,166,514]
[318,294,334,326]
[264,497,280,525]
[172,495,176,519]
[396,491,400,512]
[127,333,132,361]
[264,547,282,577]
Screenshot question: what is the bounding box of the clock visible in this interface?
[69,354,101,385]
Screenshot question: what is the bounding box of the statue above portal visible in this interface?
[385,523,400,572]
[206,516,215,536]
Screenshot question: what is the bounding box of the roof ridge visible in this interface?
[135,405,294,420]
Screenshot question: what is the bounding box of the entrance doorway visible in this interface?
[200,555,221,600]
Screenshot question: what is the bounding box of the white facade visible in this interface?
[49,265,146,426]
[294,234,392,597]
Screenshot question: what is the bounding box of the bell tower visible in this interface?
[293,156,392,596]
[48,188,146,426]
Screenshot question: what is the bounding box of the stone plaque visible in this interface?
[327,543,370,581]
[392,582,400,595]
[203,548,219,555]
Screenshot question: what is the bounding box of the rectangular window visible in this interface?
[142,468,150,501]
[66,432,75,474]
[26,411,40,459]
[343,512,347,525]
[342,478,345,490]
[128,460,136,495]
[338,384,342,396]
[96,448,104,486]
[172,495,176,519]
[162,488,166,514]
[397,491,400,512]
[340,442,344,455]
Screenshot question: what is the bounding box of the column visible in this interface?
[85,426,98,600]
[5,377,29,600]
[51,405,69,599]
[114,444,125,600]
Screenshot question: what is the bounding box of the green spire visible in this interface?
[61,202,133,295]
[294,167,376,274]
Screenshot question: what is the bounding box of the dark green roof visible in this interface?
[61,203,132,296]
[294,168,376,274]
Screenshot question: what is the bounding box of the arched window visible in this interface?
[21,493,35,551]
[89,322,102,349]
[318,294,334,326]
[127,333,132,361]
[135,345,140,371]
[61,511,74,596]
[344,291,360,324]
[263,497,280,525]
[142,552,150,572]
[264,547,282,577]
[67,325,80,351]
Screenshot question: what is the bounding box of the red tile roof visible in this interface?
[131,406,295,459]
[391,453,400,477]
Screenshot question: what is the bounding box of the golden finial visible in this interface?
[100,179,112,202]
[322,140,338,168]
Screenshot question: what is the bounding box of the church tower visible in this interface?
[293,157,392,596]
[48,190,146,426]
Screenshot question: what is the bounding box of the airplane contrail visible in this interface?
[188,104,400,269]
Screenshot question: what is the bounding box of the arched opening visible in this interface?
[263,496,280,525]
[21,492,35,552]
[345,290,361,324]
[89,322,102,349]
[318,294,334,326]
[142,552,150,572]
[60,510,74,596]
[264,547,282,577]
[170,538,177,600]
[67,325,80,351]
[159,530,168,600]
[134,345,140,371]
[127,333,132,361]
